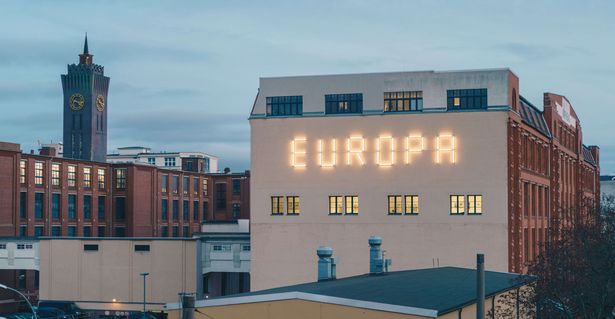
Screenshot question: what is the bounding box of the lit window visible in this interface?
[68,165,76,187]
[183,176,189,195]
[345,196,359,215]
[161,175,168,193]
[83,167,91,188]
[271,196,285,215]
[468,195,482,214]
[20,160,26,184]
[51,163,61,186]
[193,177,199,195]
[450,195,465,215]
[172,176,179,193]
[203,178,208,196]
[405,195,419,214]
[329,196,343,215]
[116,169,127,189]
[34,162,44,186]
[98,168,106,189]
[388,195,403,214]
[384,91,423,112]
[287,196,300,215]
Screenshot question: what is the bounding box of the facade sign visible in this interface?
[556,99,577,128]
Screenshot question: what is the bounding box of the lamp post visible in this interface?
[0,283,36,319]
[140,272,149,319]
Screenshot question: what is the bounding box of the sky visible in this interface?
[0,0,614,173]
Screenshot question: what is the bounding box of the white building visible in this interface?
[107,146,219,173]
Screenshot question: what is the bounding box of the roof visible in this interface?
[185,267,534,316]
[582,145,597,167]
[518,96,551,138]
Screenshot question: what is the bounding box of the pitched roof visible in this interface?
[582,145,597,166]
[203,267,534,316]
[518,96,551,138]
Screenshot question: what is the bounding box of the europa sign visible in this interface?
[290,134,456,168]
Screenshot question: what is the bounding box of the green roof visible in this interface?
[217,267,534,315]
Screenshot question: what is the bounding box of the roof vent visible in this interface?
[369,236,392,275]
[317,246,336,281]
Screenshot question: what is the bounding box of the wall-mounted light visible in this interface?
[346,136,365,165]
[291,138,307,168]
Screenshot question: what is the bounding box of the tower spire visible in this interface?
[83,33,89,55]
[78,33,93,65]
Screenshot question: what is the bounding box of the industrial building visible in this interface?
[107,146,218,174]
[249,69,600,290]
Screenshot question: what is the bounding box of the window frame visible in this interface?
[388,195,403,215]
[287,196,300,215]
[328,196,344,215]
[34,162,44,186]
[468,194,483,215]
[345,195,359,215]
[271,196,285,215]
[405,195,419,215]
[450,195,465,215]
[325,93,363,114]
[384,91,423,112]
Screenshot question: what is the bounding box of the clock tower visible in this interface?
[61,34,110,162]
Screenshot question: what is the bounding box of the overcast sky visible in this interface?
[0,0,614,173]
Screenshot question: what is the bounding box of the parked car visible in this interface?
[3,313,34,319]
[35,306,70,319]
[37,301,87,319]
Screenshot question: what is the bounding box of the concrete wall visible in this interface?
[38,239,196,310]
[250,110,510,290]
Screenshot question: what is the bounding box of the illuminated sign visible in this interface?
[290,134,456,168]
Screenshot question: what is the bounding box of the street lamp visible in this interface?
[0,283,37,319]
[140,272,149,319]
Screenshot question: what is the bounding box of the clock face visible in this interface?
[96,95,105,112]
[69,93,85,111]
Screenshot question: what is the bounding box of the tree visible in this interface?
[530,199,615,318]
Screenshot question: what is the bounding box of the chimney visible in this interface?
[317,246,336,281]
[476,254,485,319]
[368,236,391,275]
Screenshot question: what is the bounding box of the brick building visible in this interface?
[0,141,249,306]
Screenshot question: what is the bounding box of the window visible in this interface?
[116,197,126,220]
[328,196,343,215]
[232,203,241,218]
[34,162,44,186]
[83,195,91,219]
[266,95,303,116]
[193,201,199,221]
[232,179,241,195]
[213,244,231,252]
[35,226,44,237]
[98,168,106,189]
[183,200,189,221]
[172,200,179,220]
[135,245,150,252]
[384,91,423,112]
[203,202,209,220]
[183,176,189,195]
[83,167,91,188]
[271,196,285,215]
[161,199,168,221]
[20,160,26,184]
[52,194,60,219]
[203,178,208,196]
[52,163,61,186]
[98,196,106,220]
[116,169,127,189]
[216,183,227,209]
[242,245,251,251]
[183,226,189,237]
[0,244,5,249]
[19,226,27,237]
[67,226,76,237]
[193,177,199,195]
[468,195,483,214]
[447,89,487,110]
[68,194,76,219]
[83,226,91,237]
[388,195,403,214]
[325,93,363,114]
[345,196,359,214]
[172,226,179,237]
[161,175,168,193]
[161,226,168,237]
[19,192,26,219]
[114,227,126,237]
[34,193,43,219]
[405,195,419,214]
[68,165,76,187]
[17,244,33,250]
[148,157,156,165]
[173,176,179,193]
[164,157,176,167]
[450,195,465,214]
[51,226,61,236]
[287,196,300,215]
[97,226,105,237]
[84,244,99,251]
